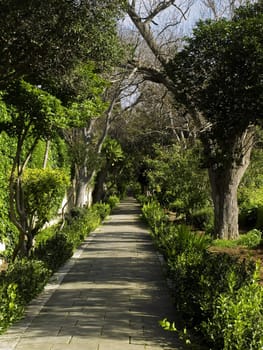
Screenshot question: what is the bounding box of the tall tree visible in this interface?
[1,80,68,258]
[167,2,263,238]
[124,0,263,239]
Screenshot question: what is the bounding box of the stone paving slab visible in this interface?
[0,198,185,350]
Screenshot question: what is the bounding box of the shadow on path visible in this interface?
[0,197,185,350]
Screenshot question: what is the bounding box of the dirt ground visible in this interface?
[209,244,263,284]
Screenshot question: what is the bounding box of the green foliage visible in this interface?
[23,168,69,232]
[169,249,257,343]
[5,258,51,304]
[0,132,17,244]
[65,206,101,244]
[102,137,124,164]
[93,138,125,202]
[191,207,214,231]
[172,225,211,255]
[3,80,67,139]
[35,203,110,272]
[34,225,60,246]
[238,229,262,248]
[142,200,168,237]
[142,200,260,348]
[168,2,263,167]
[142,200,211,257]
[29,137,70,171]
[202,267,263,350]
[213,229,262,249]
[0,283,24,334]
[106,195,120,209]
[145,143,211,215]
[92,203,111,220]
[0,259,51,334]
[34,233,73,272]
[0,0,124,86]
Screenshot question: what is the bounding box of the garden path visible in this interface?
[0,197,184,350]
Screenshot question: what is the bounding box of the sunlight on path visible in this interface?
[0,198,184,350]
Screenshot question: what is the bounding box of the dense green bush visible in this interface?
[0,131,17,255]
[202,267,263,349]
[142,201,211,257]
[0,283,24,334]
[169,251,255,329]
[35,203,110,271]
[92,202,111,220]
[238,229,262,248]
[145,143,211,215]
[0,259,51,334]
[190,207,214,231]
[142,200,169,237]
[5,258,51,304]
[239,205,263,231]
[23,168,70,230]
[106,195,120,209]
[34,233,73,272]
[142,200,261,349]
[64,206,101,246]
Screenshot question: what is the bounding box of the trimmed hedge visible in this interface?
[141,200,263,350]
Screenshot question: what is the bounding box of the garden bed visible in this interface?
[209,245,263,283]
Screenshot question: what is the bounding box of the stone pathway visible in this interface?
[0,198,184,350]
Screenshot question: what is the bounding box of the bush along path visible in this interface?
[142,200,263,350]
[0,201,113,336]
[0,197,185,350]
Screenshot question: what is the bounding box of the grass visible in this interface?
[212,229,262,249]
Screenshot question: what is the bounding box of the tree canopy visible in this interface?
[168,2,263,158]
[0,0,124,88]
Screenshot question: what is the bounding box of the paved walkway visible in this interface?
[0,198,184,350]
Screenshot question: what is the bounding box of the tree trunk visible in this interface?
[75,178,88,208]
[74,166,96,208]
[43,140,50,169]
[93,166,108,203]
[207,128,254,239]
[209,166,241,239]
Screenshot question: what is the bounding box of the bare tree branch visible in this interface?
[142,1,177,23]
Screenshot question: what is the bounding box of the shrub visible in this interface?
[238,229,262,248]
[0,283,24,334]
[66,206,87,223]
[34,233,73,272]
[142,201,259,348]
[136,194,150,205]
[212,229,262,249]
[23,168,70,230]
[202,267,263,350]
[142,200,168,237]
[0,259,51,334]
[4,258,51,304]
[191,207,214,231]
[92,202,111,220]
[106,195,120,209]
[169,249,255,329]
[35,205,106,271]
